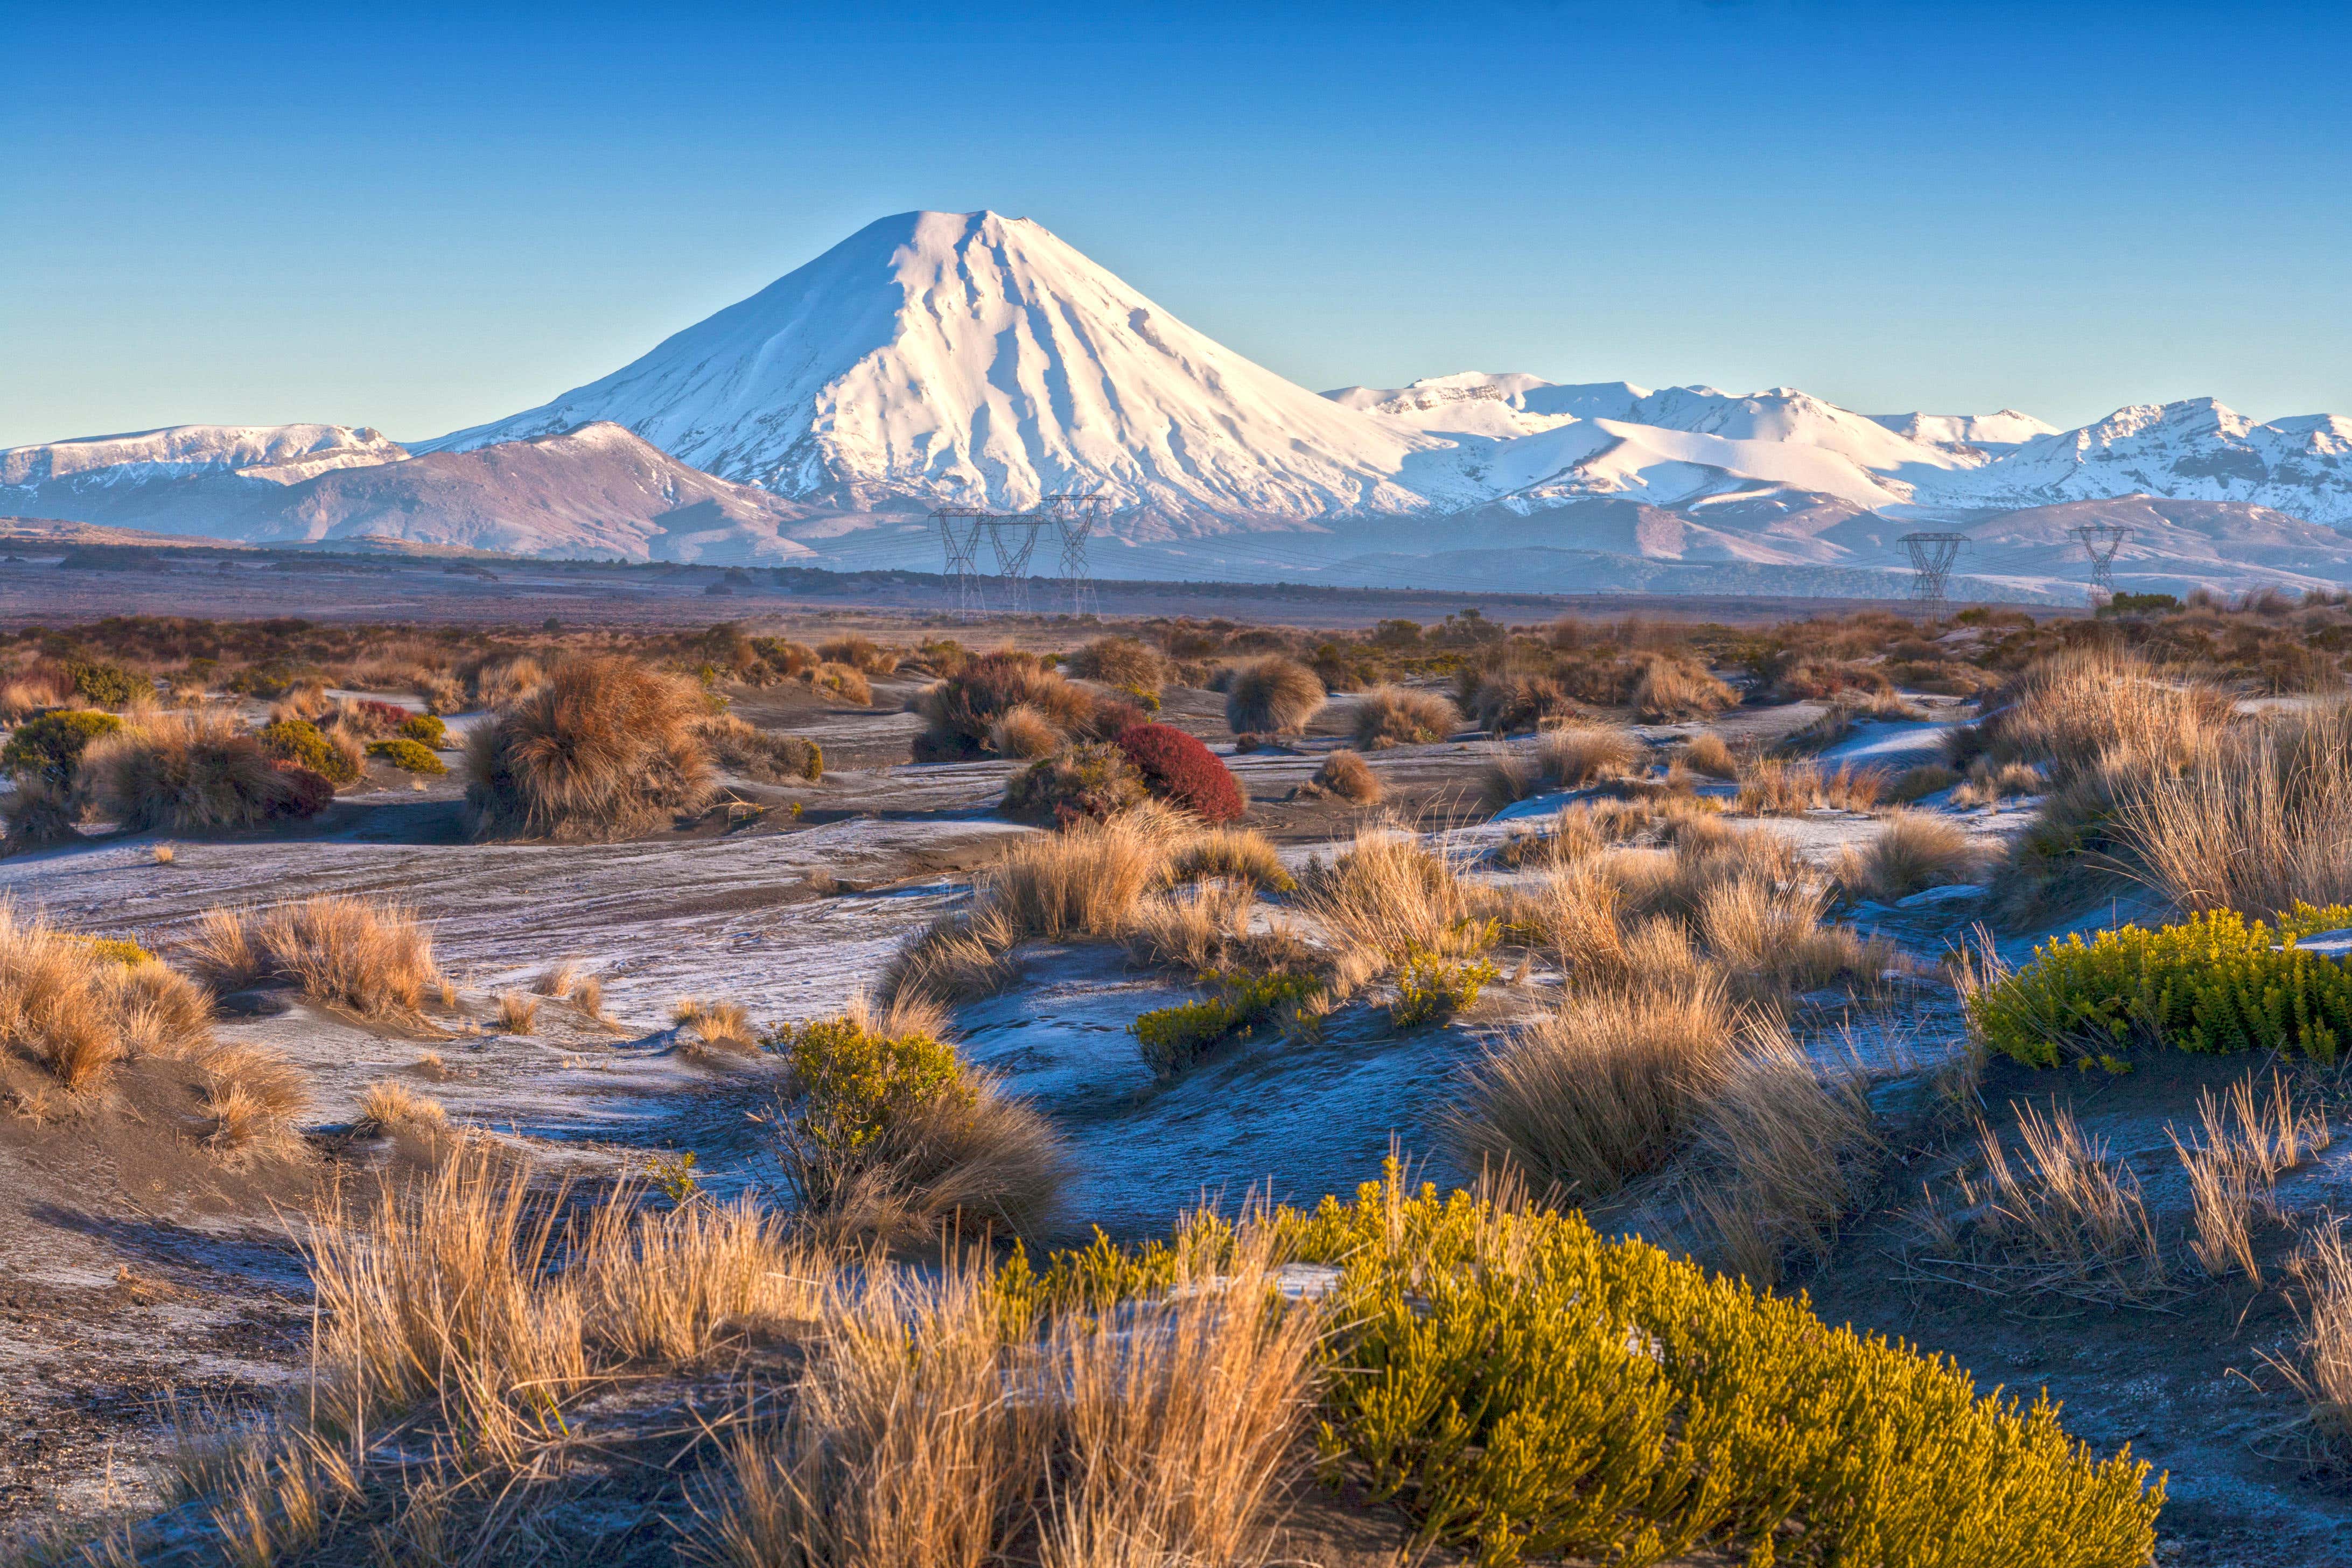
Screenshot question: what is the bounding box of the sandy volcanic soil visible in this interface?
[1,661,2346,1564]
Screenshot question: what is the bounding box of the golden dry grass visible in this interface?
[357,1077,449,1133]
[1735,757,1886,816]
[981,814,1168,943]
[1539,724,1643,788]
[496,991,540,1035]
[1350,683,1458,748]
[1970,646,2228,782]
[0,906,214,1094]
[466,654,546,709]
[1297,829,1496,992]
[464,654,715,842]
[190,894,440,1019]
[1681,730,1738,778]
[1164,827,1294,891]
[673,997,755,1053]
[1629,653,1738,721]
[988,703,1062,759]
[1688,1031,1881,1286]
[1223,656,1325,737]
[1833,809,1986,903]
[2169,1072,2329,1285]
[0,668,74,721]
[1310,748,1382,803]
[1444,976,1738,1200]
[2113,697,2352,914]
[2273,1223,2352,1453]
[1951,1103,2169,1304]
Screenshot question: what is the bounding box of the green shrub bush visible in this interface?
[771,1014,972,1160]
[1130,970,1323,1076]
[398,712,448,748]
[1,709,122,787]
[64,659,142,708]
[1970,904,2352,1065]
[259,718,360,786]
[368,737,449,775]
[999,1166,2164,1567]
[1390,947,1499,1026]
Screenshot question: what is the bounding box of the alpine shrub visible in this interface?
[777,1015,971,1158]
[1129,970,1324,1077]
[1113,722,1244,824]
[1970,905,2352,1066]
[916,650,1098,759]
[1002,742,1149,827]
[65,659,142,709]
[1389,947,1500,1026]
[334,698,414,737]
[2,710,122,787]
[368,738,449,775]
[397,712,449,748]
[260,718,361,786]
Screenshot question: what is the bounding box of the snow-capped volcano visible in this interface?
[422,210,1444,520]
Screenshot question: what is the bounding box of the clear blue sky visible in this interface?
[6,1,2347,449]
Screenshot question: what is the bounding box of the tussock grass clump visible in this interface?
[0,906,214,1094]
[1223,656,1325,737]
[1479,724,1643,810]
[674,997,754,1053]
[1064,634,1171,694]
[464,654,546,709]
[770,1001,1066,1242]
[1734,757,1885,816]
[357,1077,449,1134]
[876,902,1022,1010]
[1309,747,1381,803]
[496,990,540,1034]
[814,634,900,676]
[1681,730,1738,778]
[1834,809,1986,903]
[1445,977,1737,1200]
[1950,758,2042,807]
[1466,668,1575,733]
[1923,1104,2171,1305]
[696,714,823,782]
[987,703,1061,759]
[983,814,1169,942]
[1,778,80,857]
[1165,826,1294,891]
[2273,1223,2352,1457]
[1298,830,1497,992]
[1688,1032,1882,1286]
[1629,651,1739,720]
[1351,683,1458,748]
[79,709,328,831]
[1969,647,2227,781]
[465,654,715,841]
[190,894,440,1019]
[2114,697,2352,915]
[1888,761,1962,802]
[808,660,874,705]
[2171,1072,2329,1285]
[0,664,74,720]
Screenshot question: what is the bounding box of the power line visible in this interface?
[1899,532,1967,615]
[2071,523,2131,604]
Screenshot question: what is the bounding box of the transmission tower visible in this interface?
[2071,522,2131,604]
[932,493,1105,618]
[1900,531,1967,615]
[933,509,992,612]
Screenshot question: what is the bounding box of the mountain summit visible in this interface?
[422,210,1437,519]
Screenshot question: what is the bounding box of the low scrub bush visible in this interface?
[915,650,1100,760]
[1,709,122,788]
[1002,741,1148,827]
[1969,905,2352,1065]
[1224,656,1325,737]
[1251,1169,2162,1567]
[1352,683,1458,747]
[814,634,900,675]
[260,717,362,786]
[465,654,714,841]
[770,1003,1066,1241]
[1389,947,1499,1026]
[1113,722,1244,823]
[397,711,448,748]
[80,710,330,830]
[66,657,143,709]
[367,737,447,775]
[190,894,440,1019]
[1130,970,1325,1076]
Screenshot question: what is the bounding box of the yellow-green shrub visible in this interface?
[1970,904,2352,1066]
[773,1015,971,1158]
[397,712,448,748]
[368,737,449,775]
[1129,970,1322,1076]
[1390,947,1499,1026]
[1002,1168,2164,1567]
[260,718,359,785]
[1,709,122,787]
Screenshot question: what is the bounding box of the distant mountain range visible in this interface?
[6,209,2348,598]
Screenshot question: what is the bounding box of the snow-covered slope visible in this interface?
[422,210,1448,520]
[1919,398,2352,524]
[0,423,407,488]
[1867,410,2057,461]
[232,423,820,562]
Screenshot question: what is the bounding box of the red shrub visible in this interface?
[349,698,414,734]
[271,765,337,818]
[1113,723,1244,824]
